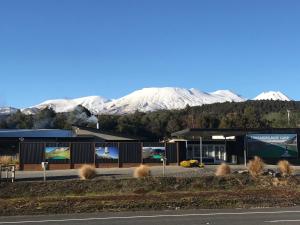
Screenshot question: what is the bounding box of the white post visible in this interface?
[6,167,8,181]
[42,162,48,182]
[43,167,46,182]
[11,166,15,183]
[185,140,188,159]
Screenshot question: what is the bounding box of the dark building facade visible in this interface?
[1,127,299,171]
[172,128,300,165]
[0,127,179,170]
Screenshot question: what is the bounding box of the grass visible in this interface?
[78,165,96,180]
[1,175,300,216]
[0,156,18,165]
[278,160,294,177]
[0,156,12,165]
[215,163,231,176]
[247,156,265,177]
[133,165,151,178]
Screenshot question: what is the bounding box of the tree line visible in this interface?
[1,100,300,140]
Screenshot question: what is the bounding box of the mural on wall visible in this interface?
[95,147,119,160]
[142,146,165,160]
[45,147,71,160]
[247,134,298,158]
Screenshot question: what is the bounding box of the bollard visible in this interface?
[161,157,167,177]
[6,167,8,181]
[41,162,48,182]
[11,166,15,183]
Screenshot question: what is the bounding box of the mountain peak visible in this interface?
[30,96,109,114]
[0,88,294,116]
[102,87,246,114]
[253,91,291,101]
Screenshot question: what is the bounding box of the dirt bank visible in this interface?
[1,175,299,216]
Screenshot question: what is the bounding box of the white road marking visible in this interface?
[265,220,300,223]
[1,210,300,224]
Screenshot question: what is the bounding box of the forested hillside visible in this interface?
[1,100,300,139]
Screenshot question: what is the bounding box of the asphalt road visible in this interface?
[1,207,300,225]
[7,165,300,181]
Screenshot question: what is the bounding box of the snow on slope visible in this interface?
[0,107,18,115]
[28,96,109,114]
[20,87,246,115]
[253,91,291,101]
[210,90,246,103]
[102,87,246,114]
[1,88,294,116]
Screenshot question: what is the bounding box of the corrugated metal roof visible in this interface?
[172,128,300,137]
[0,129,74,138]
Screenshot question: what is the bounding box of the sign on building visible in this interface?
[247,134,298,158]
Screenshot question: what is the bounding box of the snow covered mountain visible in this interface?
[0,88,294,116]
[26,96,109,114]
[253,91,291,101]
[102,87,245,114]
[0,107,18,115]
[20,87,245,115]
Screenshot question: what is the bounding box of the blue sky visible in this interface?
[1,0,300,108]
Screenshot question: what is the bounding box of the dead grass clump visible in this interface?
[78,165,96,180]
[133,165,151,178]
[215,163,231,176]
[0,156,12,165]
[272,178,288,186]
[278,160,294,177]
[247,156,264,177]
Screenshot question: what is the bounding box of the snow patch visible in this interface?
[253,91,291,101]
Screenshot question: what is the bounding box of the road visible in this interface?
[1,207,300,225]
[9,165,300,181]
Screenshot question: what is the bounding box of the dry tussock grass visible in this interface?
[278,160,294,177]
[247,156,264,177]
[133,165,151,178]
[272,178,288,186]
[0,156,12,165]
[78,165,96,180]
[215,163,231,176]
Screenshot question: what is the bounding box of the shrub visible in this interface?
[0,156,13,165]
[247,156,264,177]
[78,165,96,180]
[133,165,151,178]
[278,160,294,177]
[215,163,231,176]
[180,161,191,168]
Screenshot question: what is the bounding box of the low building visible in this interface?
[1,127,299,171]
[172,128,300,165]
[0,127,178,170]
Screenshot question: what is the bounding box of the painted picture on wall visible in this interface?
[45,147,70,160]
[247,134,298,158]
[142,146,165,160]
[95,147,119,160]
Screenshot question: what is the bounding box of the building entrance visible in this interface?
[187,143,226,163]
